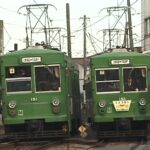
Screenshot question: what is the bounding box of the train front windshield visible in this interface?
[5,66,31,93]
[95,67,147,93]
[96,68,120,92]
[35,65,61,92]
[123,67,147,92]
[5,65,61,93]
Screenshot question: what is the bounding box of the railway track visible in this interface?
[0,138,95,150]
[0,131,149,150]
[0,139,148,150]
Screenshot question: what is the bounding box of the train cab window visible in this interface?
[35,65,61,92]
[95,68,120,93]
[5,66,31,93]
[123,67,147,92]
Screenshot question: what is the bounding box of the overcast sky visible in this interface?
[0,0,141,57]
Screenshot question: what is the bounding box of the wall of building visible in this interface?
[141,0,150,51]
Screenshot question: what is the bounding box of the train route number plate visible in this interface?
[113,100,131,111]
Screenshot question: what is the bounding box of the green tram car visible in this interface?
[0,47,80,137]
[89,50,150,138]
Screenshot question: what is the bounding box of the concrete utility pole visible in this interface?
[108,10,112,50]
[123,22,129,48]
[82,15,90,124]
[127,0,134,51]
[66,3,72,58]
[0,20,4,54]
[80,15,89,80]
[83,15,87,81]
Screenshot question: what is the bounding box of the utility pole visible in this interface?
[82,15,87,123]
[123,22,129,48]
[83,15,87,82]
[80,15,89,81]
[66,3,72,58]
[127,0,134,51]
[108,9,112,50]
[81,15,90,124]
[0,20,4,54]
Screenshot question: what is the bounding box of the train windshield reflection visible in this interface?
[95,68,120,93]
[95,66,147,93]
[5,66,31,93]
[35,65,61,92]
[123,67,147,92]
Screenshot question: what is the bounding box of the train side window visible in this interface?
[95,68,120,93]
[123,67,147,92]
[35,65,61,92]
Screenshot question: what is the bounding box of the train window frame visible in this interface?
[123,66,148,93]
[95,68,120,94]
[34,64,61,93]
[5,66,32,94]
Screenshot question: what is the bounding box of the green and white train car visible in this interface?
[0,47,80,137]
[90,50,150,138]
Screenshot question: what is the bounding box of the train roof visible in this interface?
[0,47,79,70]
[2,47,63,56]
[91,51,149,59]
[90,51,150,66]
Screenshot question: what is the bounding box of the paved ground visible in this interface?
[91,146,131,150]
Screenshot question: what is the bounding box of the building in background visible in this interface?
[141,0,150,52]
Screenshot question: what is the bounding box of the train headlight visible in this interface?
[8,101,16,109]
[99,100,106,108]
[52,98,60,106]
[139,98,146,106]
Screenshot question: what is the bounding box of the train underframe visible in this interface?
[4,119,79,139]
[93,118,150,139]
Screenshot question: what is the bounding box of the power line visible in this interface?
[0,6,18,14]
[131,0,139,6]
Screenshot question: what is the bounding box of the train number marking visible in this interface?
[107,107,112,113]
[31,97,38,102]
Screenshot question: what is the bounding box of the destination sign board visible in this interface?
[21,57,41,63]
[111,59,130,65]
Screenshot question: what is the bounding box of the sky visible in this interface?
[0,0,141,57]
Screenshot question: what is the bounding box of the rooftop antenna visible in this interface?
[18,4,62,49]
